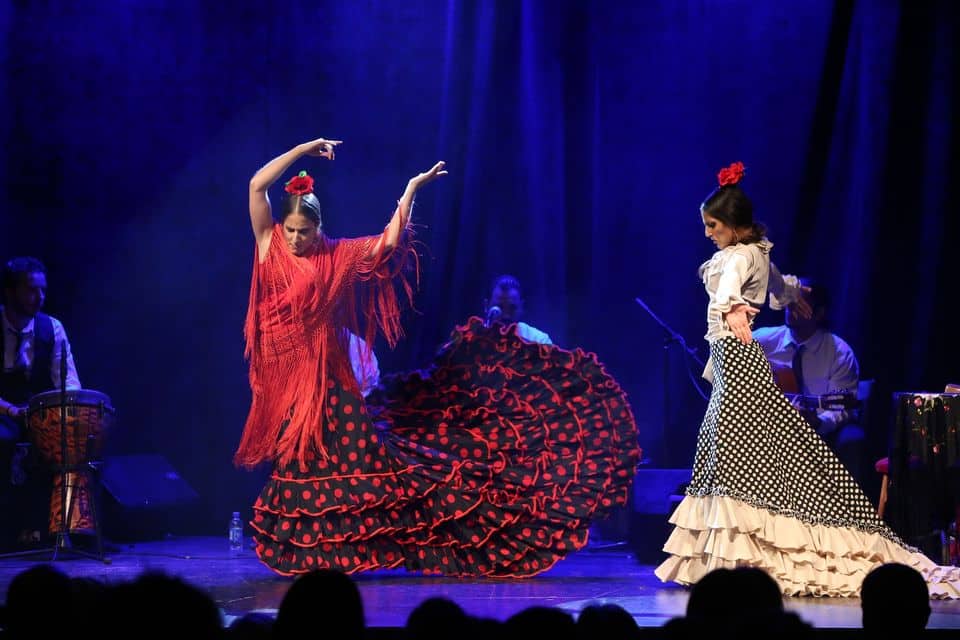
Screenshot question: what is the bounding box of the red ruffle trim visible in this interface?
[250,317,641,577]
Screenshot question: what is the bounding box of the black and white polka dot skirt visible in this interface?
[687,336,902,543]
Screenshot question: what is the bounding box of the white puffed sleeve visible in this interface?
[767,262,802,310]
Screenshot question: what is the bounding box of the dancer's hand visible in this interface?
[300,138,342,160]
[726,304,759,344]
[409,161,447,190]
[789,285,814,319]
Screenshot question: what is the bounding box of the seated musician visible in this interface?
[752,278,864,479]
[484,274,552,345]
[0,257,81,548]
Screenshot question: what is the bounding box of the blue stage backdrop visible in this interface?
[1,1,956,534]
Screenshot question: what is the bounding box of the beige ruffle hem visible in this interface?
[654,494,960,598]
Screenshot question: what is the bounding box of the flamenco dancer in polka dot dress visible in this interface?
[654,162,960,598]
[235,138,640,577]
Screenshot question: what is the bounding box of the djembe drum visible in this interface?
[25,389,115,535]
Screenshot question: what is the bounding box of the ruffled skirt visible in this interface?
[251,317,641,577]
[654,337,960,597]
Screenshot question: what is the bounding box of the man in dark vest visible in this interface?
[1,257,81,548]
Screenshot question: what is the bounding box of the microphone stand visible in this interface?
[634,297,709,468]
[54,341,71,558]
[634,297,705,369]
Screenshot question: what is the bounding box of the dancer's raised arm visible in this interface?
[370,161,447,259]
[249,138,341,255]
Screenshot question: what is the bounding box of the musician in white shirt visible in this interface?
[1,258,81,422]
[1,257,82,548]
[484,274,552,345]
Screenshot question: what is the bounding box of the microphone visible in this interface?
[484,305,502,327]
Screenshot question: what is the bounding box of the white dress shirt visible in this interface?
[347,333,380,398]
[752,325,859,435]
[1,307,81,392]
[515,322,552,346]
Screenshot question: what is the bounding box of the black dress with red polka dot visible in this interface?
[250,317,641,577]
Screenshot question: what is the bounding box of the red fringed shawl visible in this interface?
[234,220,418,470]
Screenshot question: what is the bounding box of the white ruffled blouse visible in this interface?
[699,238,801,381]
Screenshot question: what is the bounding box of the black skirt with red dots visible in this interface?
[250,316,641,577]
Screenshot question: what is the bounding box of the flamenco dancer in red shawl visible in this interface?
[236,137,640,577]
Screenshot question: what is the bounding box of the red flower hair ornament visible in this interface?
[717,161,745,187]
[284,170,315,196]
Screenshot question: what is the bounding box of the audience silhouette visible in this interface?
[104,571,223,638]
[576,603,639,640]
[0,561,941,638]
[2,564,73,638]
[225,611,274,639]
[274,569,365,639]
[406,596,469,640]
[861,562,931,634]
[664,566,813,639]
[505,605,576,640]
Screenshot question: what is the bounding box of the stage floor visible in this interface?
[2,536,960,630]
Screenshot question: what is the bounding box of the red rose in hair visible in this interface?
[284,170,314,196]
[717,161,745,187]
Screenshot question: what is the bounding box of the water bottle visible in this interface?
[229,511,243,555]
[949,521,959,566]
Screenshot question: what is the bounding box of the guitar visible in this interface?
[771,362,860,412]
[784,391,860,412]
